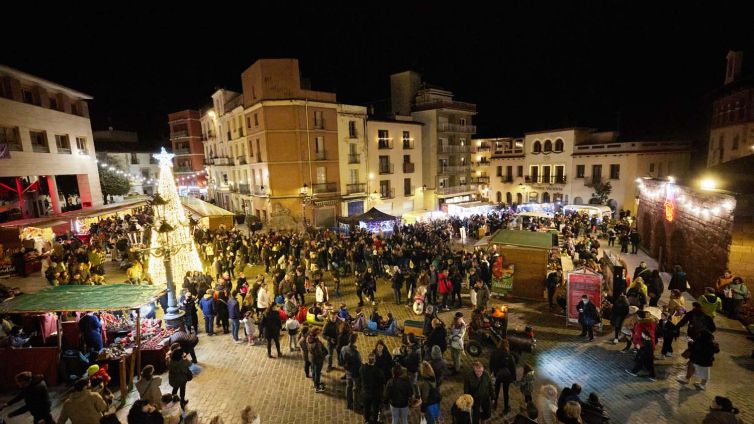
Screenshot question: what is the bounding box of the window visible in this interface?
[316,167,326,184]
[314,136,325,159]
[496,166,502,177]
[246,117,251,128]
[254,114,259,127]
[379,156,391,174]
[733,135,740,150]
[380,180,391,198]
[554,139,564,152]
[532,140,542,153]
[378,129,391,149]
[131,153,138,164]
[313,111,323,128]
[402,131,412,149]
[248,140,254,157]
[507,166,513,179]
[55,134,71,154]
[75,137,88,154]
[649,163,655,173]
[403,154,411,164]
[348,121,357,138]
[591,165,602,180]
[71,102,80,116]
[22,89,34,105]
[576,165,585,178]
[256,139,262,162]
[459,118,466,126]
[517,166,523,177]
[49,97,58,111]
[610,164,620,179]
[349,169,359,184]
[0,126,22,151]
[543,140,552,152]
[404,178,412,196]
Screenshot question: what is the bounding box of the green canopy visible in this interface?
[488,229,554,250]
[0,284,165,314]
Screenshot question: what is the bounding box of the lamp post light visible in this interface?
[300,183,312,229]
[143,193,186,327]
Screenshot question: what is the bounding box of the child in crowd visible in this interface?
[286,315,301,352]
[242,311,257,345]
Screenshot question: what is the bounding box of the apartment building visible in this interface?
[390,71,478,211]
[93,129,160,195]
[708,50,754,167]
[0,64,102,222]
[477,128,691,212]
[168,109,206,190]
[337,104,369,217]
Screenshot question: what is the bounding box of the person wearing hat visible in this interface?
[56,377,108,424]
[576,294,599,342]
[699,287,722,318]
[703,396,742,424]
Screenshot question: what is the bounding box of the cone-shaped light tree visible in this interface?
[147,148,202,293]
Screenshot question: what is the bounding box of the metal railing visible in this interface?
[171,130,188,138]
[313,121,325,129]
[253,186,267,196]
[378,139,393,149]
[436,184,478,195]
[437,123,477,133]
[213,157,231,166]
[472,160,490,167]
[501,176,513,183]
[414,99,476,112]
[174,149,190,155]
[402,140,414,149]
[439,144,472,153]
[379,163,394,174]
[32,144,50,153]
[348,154,360,164]
[553,175,567,184]
[57,147,71,154]
[6,142,22,151]
[403,162,415,173]
[476,142,491,151]
[175,166,193,173]
[346,183,366,194]
[380,188,395,199]
[238,183,251,194]
[312,182,337,194]
[472,176,490,184]
[236,156,247,165]
[438,165,470,174]
[585,176,603,186]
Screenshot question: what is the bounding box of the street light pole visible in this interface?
[147,194,185,327]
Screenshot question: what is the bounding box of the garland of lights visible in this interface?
[635,178,734,220]
[96,159,208,186]
[147,148,203,288]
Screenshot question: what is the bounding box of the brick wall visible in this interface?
[636,180,737,296]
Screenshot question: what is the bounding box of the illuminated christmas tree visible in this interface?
[147,148,202,289]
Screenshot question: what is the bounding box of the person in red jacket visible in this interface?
[631,310,657,351]
[438,269,452,311]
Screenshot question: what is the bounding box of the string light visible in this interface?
[636,179,735,220]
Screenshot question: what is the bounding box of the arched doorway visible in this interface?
[573,196,583,205]
[506,192,512,204]
[669,230,687,272]
[516,193,523,204]
[652,220,667,265]
[553,193,563,203]
[542,192,550,203]
[641,213,652,253]
[496,191,502,203]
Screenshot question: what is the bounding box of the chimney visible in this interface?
[725,50,743,85]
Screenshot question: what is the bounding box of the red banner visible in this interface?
[566,270,602,325]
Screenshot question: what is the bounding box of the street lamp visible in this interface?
[142,193,187,327]
[300,183,312,228]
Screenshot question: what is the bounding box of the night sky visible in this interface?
[3,4,752,168]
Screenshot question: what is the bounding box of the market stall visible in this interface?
[562,204,613,222]
[181,196,234,230]
[0,225,55,278]
[447,201,495,219]
[0,284,166,396]
[487,230,558,300]
[338,207,400,233]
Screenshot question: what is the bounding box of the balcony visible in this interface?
[235,156,247,165]
[553,175,567,184]
[472,176,490,184]
[403,162,415,173]
[312,182,337,194]
[213,157,231,166]
[437,123,477,133]
[171,130,189,139]
[439,144,471,154]
[476,142,491,151]
[348,154,360,164]
[175,166,193,173]
[56,147,71,154]
[585,176,603,186]
[379,163,394,175]
[174,148,190,155]
[472,160,490,167]
[414,99,477,112]
[6,141,22,151]
[438,165,470,174]
[380,188,395,199]
[378,139,393,149]
[314,150,326,160]
[313,120,325,130]
[346,183,366,194]
[238,183,251,195]
[32,144,50,153]
[436,184,478,195]
[402,140,414,149]
[253,186,268,196]
[501,176,513,183]
[525,175,541,184]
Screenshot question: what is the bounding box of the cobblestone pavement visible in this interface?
[2,243,754,423]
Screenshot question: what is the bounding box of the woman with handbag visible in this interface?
[167,348,192,408]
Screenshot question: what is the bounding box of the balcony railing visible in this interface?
[501,176,513,183]
[472,176,490,184]
[175,166,193,173]
[32,144,50,153]
[348,154,360,164]
[414,99,476,112]
[313,120,325,129]
[236,156,247,165]
[253,186,268,196]
[403,162,415,173]
[436,184,478,195]
[174,149,190,155]
[585,176,603,186]
[238,183,251,194]
[402,140,414,149]
[553,175,567,184]
[525,175,569,184]
[472,160,490,167]
[378,139,393,149]
[57,147,71,154]
[379,163,394,175]
[525,175,541,183]
[6,142,22,151]
[213,157,231,166]
[438,165,470,174]
[314,150,326,160]
[437,123,477,133]
[312,182,337,194]
[171,130,189,138]
[346,183,366,194]
[380,188,395,199]
[439,144,472,153]
[476,142,491,151]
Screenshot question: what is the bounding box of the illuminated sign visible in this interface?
[664,182,676,222]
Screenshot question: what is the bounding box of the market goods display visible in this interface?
[140,327,177,350]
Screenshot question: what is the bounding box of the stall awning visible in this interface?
[338,207,399,225]
[489,229,554,250]
[180,196,234,218]
[0,284,166,314]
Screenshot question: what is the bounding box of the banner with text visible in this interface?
[566,269,602,325]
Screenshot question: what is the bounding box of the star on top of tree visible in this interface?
[153,147,175,168]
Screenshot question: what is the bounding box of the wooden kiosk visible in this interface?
[487,230,557,300]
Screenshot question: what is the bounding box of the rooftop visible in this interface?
[0,64,93,100]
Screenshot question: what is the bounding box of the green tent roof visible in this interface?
[488,229,554,250]
[0,284,165,314]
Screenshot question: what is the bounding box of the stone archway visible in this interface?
[542,192,551,203]
[506,192,512,204]
[652,219,667,264]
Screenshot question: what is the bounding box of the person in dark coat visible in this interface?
[668,265,687,292]
[391,266,404,305]
[577,294,599,341]
[647,270,664,307]
[227,292,242,342]
[557,383,582,409]
[580,392,610,424]
[0,372,53,423]
[169,330,199,364]
[167,348,192,407]
[426,318,448,353]
[261,306,283,358]
[374,340,393,381]
[546,270,561,310]
[610,294,630,344]
[78,311,104,353]
[675,302,716,340]
[360,352,385,424]
[489,339,517,413]
[199,289,216,335]
[464,361,493,424]
[215,291,230,334]
[383,365,414,424]
[451,394,474,424]
[181,291,199,334]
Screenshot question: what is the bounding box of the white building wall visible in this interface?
[337,105,368,217]
[708,123,754,167]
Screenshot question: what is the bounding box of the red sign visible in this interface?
[566,270,602,325]
[664,199,675,222]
